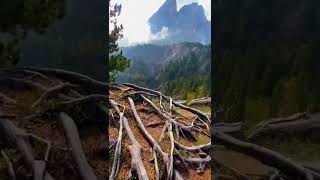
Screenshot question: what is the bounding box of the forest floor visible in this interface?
[0,68,108,179]
[108,84,211,180]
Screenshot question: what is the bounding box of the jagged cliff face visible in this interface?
[148,0,211,44]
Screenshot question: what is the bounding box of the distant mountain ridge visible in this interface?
[148,0,211,44]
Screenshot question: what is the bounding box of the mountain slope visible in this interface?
[117,42,211,99]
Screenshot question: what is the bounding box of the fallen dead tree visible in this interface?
[214,122,242,135]
[247,112,320,140]
[188,97,211,106]
[213,128,320,180]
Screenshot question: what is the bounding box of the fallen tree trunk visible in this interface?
[247,113,320,140]
[188,97,211,106]
[59,112,97,180]
[213,129,318,180]
[214,122,242,135]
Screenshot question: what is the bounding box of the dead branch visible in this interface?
[141,95,197,141]
[153,148,160,180]
[146,121,163,127]
[123,116,149,180]
[108,102,124,180]
[167,123,174,180]
[59,112,97,180]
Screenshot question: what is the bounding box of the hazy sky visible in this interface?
[110,0,211,46]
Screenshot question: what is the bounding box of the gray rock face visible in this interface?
[148,0,211,44]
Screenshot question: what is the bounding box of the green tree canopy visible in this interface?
[108,0,130,82]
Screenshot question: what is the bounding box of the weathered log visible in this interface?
[214,122,242,135]
[247,113,320,140]
[128,145,149,180]
[213,129,316,180]
[59,112,97,180]
[188,97,211,106]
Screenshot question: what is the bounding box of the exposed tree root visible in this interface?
[32,83,78,108]
[0,118,55,180]
[59,112,97,180]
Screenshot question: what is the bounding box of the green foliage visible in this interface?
[156,44,211,99]
[108,1,130,82]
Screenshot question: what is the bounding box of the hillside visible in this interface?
[117,42,211,100]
